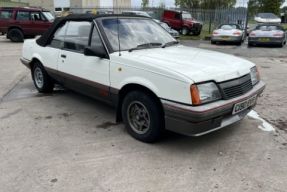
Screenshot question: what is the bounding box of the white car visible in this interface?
[211,24,245,45]
[255,13,281,23]
[21,15,265,143]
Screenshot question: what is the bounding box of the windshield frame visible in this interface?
[42,11,55,22]
[96,17,176,53]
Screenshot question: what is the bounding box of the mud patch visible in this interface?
[97,121,118,129]
[58,112,72,118]
[50,178,58,183]
[274,119,287,133]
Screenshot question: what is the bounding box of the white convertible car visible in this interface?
[21,14,265,142]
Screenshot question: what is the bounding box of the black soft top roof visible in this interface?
[36,14,148,47]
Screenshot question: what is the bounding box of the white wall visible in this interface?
[100,0,113,7]
[54,0,70,7]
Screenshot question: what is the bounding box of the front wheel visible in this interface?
[32,62,54,93]
[8,28,24,42]
[121,91,164,143]
[181,27,189,36]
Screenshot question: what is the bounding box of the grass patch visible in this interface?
[178,23,213,41]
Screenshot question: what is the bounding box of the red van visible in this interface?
[0,7,54,42]
[162,10,202,36]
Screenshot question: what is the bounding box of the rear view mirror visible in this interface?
[84,47,108,59]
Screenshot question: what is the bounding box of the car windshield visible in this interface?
[219,24,239,30]
[257,13,278,19]
[257,25,282,31]
[42,12,55,21]
[101,18,175,51]
[182,13,192,19]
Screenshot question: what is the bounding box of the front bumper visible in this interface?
[161,81,266,136]
[20,57,31,69]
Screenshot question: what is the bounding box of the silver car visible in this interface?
[159,22,179,38]
[211,24,245,45]
[248,24,286,47]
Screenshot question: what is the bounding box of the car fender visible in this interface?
[119,76,160,97]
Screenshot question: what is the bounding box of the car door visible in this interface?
[58,21,111,101]
[40,22,68,83]
[15,11,31,35]
[173,13,183,30]
[30,11,51,35]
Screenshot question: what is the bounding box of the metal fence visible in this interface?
[68,7,248,34]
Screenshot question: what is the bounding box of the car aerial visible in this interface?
[248,23,286,47]
[21,14,265,143]
[162,10,202,36]
[211,24,245,45]
[255,13,281,23]
[157,21,179,38]
[0,7,54,42]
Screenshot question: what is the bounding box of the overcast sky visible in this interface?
[131,0,287,7]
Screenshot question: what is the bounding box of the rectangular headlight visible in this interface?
[191,82,222,105]
[250,66,259,85]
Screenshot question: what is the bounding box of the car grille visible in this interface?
[219,74,253,100]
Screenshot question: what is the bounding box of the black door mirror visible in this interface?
[84,47,108,59]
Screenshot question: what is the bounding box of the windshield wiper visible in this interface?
[128,42,162,52]
[161,41,179,48]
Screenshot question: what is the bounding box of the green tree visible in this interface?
[175,0,236,9]
[248,0,284,16]
[141,0,149,8]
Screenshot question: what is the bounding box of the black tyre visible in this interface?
[121,91,164,143]
[8,28,24,42]
[279,41,285,48]
[211,40,216,45]
[181,27,189,36]
[248,42,253,47]
[32,62,54,93]
[193,31,201,36]
[237,41,242,46]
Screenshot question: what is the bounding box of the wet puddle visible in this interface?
[248,110,275,132]
[2,78,66,102]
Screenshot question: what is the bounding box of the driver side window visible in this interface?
[49,22,68,49]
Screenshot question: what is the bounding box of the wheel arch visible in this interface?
[7,26,23,37]
[29,56,43,70]
[115,83,164,123]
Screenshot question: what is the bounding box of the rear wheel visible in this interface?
[193,31,201,36]
[211,40,216,45]
[248,42,253,47]
[121,91,164,143]
[32,62,54,93]
[8,28,24,42]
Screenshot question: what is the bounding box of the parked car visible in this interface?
[162,10,202,36]
[255,13,281,23]
[0,7,54,42]
[21,14,265,143]
[122,11,160,23]
[248,24,286,47]
[158,21,179,38]
[122,11,151,18]
[211,24,245,45]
